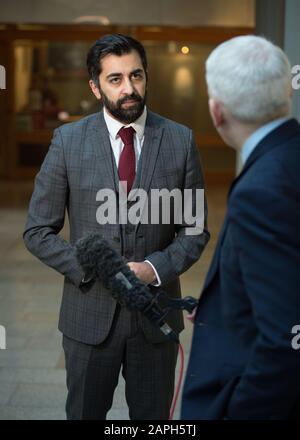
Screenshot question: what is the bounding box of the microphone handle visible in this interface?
[114,272,179,342]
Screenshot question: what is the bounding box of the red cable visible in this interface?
[169,341,185,420]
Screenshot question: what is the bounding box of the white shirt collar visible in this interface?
[103,106,147,141]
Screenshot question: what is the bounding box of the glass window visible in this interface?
[145,41,217,138]
[14,40,95,132]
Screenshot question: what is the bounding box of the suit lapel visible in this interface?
[131,111,164,227]
[202,214,228,290]
[88,111,117,192]
[137,111,164,194]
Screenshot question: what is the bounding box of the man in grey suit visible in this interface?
[23,34,209,420]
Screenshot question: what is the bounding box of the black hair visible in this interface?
[87,34,148,86]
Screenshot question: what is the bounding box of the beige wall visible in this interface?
[0,0,255,26]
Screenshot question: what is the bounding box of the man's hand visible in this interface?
[185,307,197,324]
[127,261,157,285]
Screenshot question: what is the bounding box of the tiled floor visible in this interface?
[0,180,227,420]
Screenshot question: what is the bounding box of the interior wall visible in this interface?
[0,0,255,26]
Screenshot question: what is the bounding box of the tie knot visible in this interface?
[118,126,135,146]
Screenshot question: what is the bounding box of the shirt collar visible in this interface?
[103,106,147,141]
[241,116,291,165]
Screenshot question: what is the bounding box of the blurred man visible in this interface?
[23,34,209,420]
[181,35,300,420]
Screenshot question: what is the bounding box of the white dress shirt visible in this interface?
[103,106,161,286]
[103,106,146,170]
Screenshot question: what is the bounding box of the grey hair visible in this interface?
[205,35,291,123]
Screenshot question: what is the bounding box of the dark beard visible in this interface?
[99,88,146,124]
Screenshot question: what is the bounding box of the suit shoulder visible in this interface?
[56,112,99,136]
[255,137,300,184]
[271,135,300,164]
[149,111,191,136]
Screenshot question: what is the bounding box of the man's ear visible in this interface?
[89,80,101,100]
[209,98,224,128]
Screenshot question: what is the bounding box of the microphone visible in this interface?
[75,233,179,342]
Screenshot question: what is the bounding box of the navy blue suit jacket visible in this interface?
[181,118,300,419]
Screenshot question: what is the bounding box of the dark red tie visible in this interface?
[118,126,136,193]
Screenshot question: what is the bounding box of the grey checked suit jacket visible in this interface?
[23,110,209,344]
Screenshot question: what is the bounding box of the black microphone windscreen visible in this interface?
[75,233,154,310]
[75,233,178,341]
